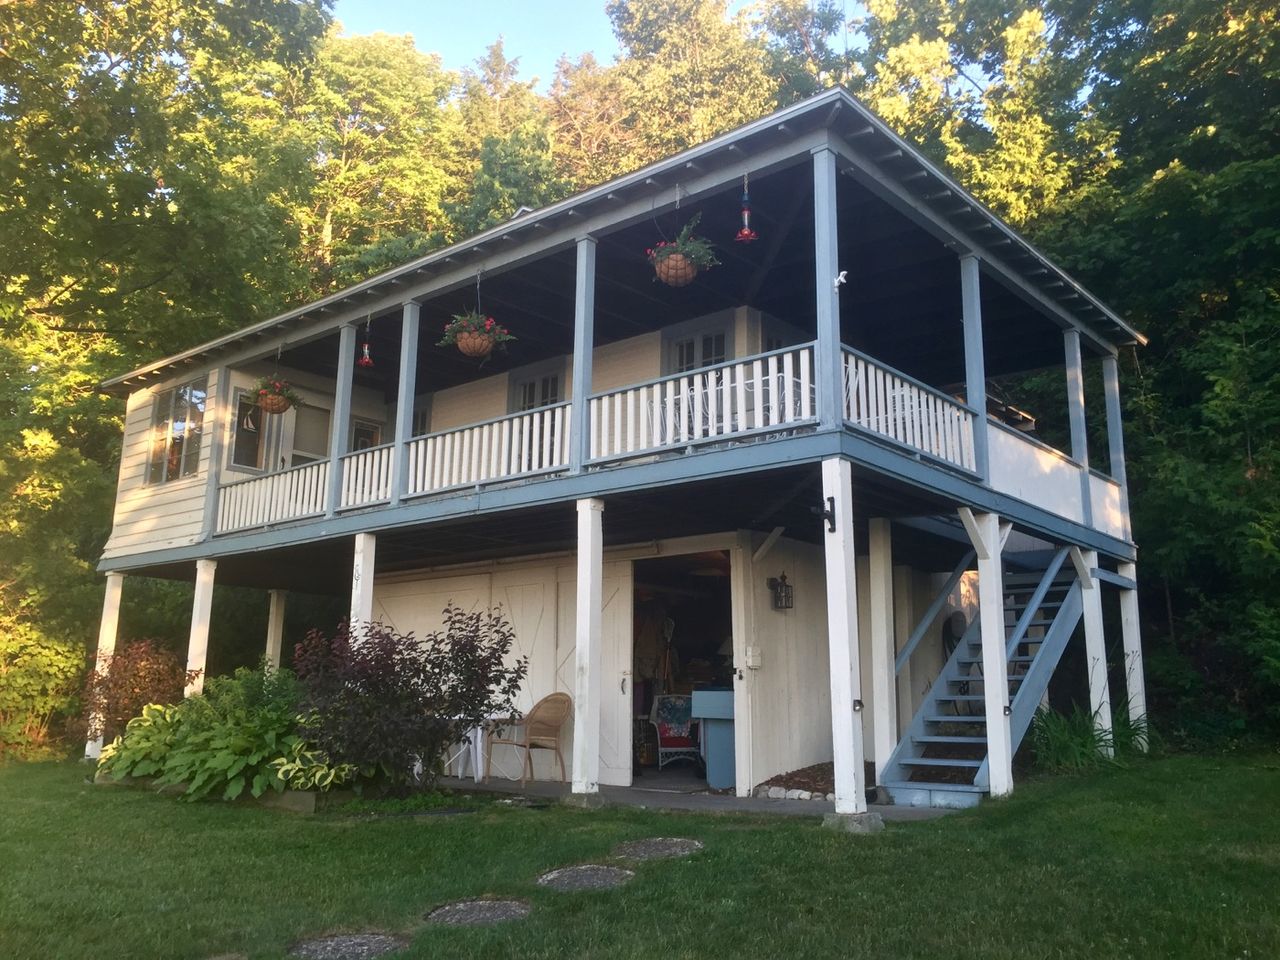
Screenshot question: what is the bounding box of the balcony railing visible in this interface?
[339,442,395,510]
[589,343,816,462]
[216,459,329,533]
[842,347,977,473]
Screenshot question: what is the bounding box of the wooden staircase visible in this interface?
[881,549,1083,808]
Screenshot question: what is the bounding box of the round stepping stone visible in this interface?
[612,837,704,861]
[426,899,531,926]
[536,864,634,892]
[288,933,406,959]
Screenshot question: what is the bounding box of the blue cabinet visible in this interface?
[691,689,735,790]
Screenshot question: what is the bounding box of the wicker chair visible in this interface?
[485,692,572,785]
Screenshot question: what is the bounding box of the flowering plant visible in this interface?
[646,213,720,269]
[436,310,516,348]
[252,375,302,408]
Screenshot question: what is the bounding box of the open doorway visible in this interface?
[631,551,735,793]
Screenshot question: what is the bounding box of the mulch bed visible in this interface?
[759,762,876,795]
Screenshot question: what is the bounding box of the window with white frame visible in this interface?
[147,377,207,484]
[231,391,267,470]
[510,359,566,413]
[669,329,728,374]
[291,405,330,466]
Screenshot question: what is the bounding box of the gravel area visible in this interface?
[288,933,406,959]
[536,864,634,892]
[425,899,531,926]
[612,837,704,861]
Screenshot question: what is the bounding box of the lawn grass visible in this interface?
[2,754,1278,959]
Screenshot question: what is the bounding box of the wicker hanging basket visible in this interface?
[455,331,495,358]
[653,253,699,287]
[258,393,292,415]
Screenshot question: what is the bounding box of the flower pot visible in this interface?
[653,252,698,287]
[258,393,291,414]
[456,331,495,358]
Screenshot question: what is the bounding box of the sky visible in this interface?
[330,0,622,88]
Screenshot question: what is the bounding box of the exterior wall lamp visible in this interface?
[766,573,794,610]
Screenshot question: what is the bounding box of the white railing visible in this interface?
[339,442,395,510]
[588,344,816,461]
[405,402,571,496]
[216,460,329,533]
[842,348,976,472]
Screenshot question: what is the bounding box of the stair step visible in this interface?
[914,735,987,745]
[902,757,982,768]
[946,676,1025,687]
[934,694,988,702]
[958,654,1036,665]
[924,714,987,724]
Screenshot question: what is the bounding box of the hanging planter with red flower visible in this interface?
[647,213,720,287]
[437,310,516,359]
[253,376,303,414]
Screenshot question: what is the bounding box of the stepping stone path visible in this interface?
[426,899,531,926]
[612,837,704,861]
[536,864,634,892]
[288,933,406,959]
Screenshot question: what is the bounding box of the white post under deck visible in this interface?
[1117,560,1148,748]
[349,532,376,630]
[812,147,842,431]
[265,589,286,668]
[821,458,867,815]
[571,498,604,794]
[391,301,420,506]
[186,559,217,697]
[1076,548,1114,752]
[85,572,125,759]
[868,517,896,783]
[965,510,1013,797]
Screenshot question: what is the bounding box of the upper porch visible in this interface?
[99,90,1139,571]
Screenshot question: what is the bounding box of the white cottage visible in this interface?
[89,89,1147,816]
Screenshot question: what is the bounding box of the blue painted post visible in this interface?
[1064,329,1093,526]
[325,324,357,518]
[812,147,843,430]
[960,254,990,481]
[569,236,597,474]
[1102,355,1129,502]
[391,301,420,506]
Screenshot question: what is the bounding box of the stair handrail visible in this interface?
[895,548,976,674]
[1003,546,1071,658]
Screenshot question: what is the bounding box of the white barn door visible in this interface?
[556,560,633,786]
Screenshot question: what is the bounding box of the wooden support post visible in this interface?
[968,511,1013,796]
[1117,560,1147,750]
[960,254,990,480]
[571,498,604,794]
[325,324,357,518]
[186,559,217,697]
[349,532,376,630]
[868,517,896,783]
[85,572,125,759]
[391,301,420,505]
[1102,355,1132,536]
[1064,329,1094,526]
[265,589,286,669]
[569,237,597,473]
[813,147,843,430]
[892,564,914,737]
[1079,548,1114,754]
[821,458,867,815]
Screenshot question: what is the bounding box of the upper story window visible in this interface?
[516,373,562,411]
[147,377,207,484]
[231,391,267,470]
[672,331,727,373]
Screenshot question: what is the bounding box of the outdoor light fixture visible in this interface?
[766,573,794,610]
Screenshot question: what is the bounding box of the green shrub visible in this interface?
[1028,698,1152,773]
[99,664,328,801]
[0,624,83,759]
[80,639,195,743]
[269,739,356,791]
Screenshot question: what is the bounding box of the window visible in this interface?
[147,377,207,483]
[515,373,562,411]
[291,405,330,466]
[350,418,382,450]
[671,331,727,373]
[231,393,266,469]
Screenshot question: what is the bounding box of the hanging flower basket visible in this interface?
[437,311,515,358]
[254,376,301,415]
[648,213,719,287]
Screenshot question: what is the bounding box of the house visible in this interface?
[87,88,1147,816]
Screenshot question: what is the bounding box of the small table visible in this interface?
[691,689,735,790]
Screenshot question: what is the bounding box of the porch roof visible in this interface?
[101,87,1144,396]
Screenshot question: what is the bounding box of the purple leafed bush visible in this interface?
[293,606,528,788]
